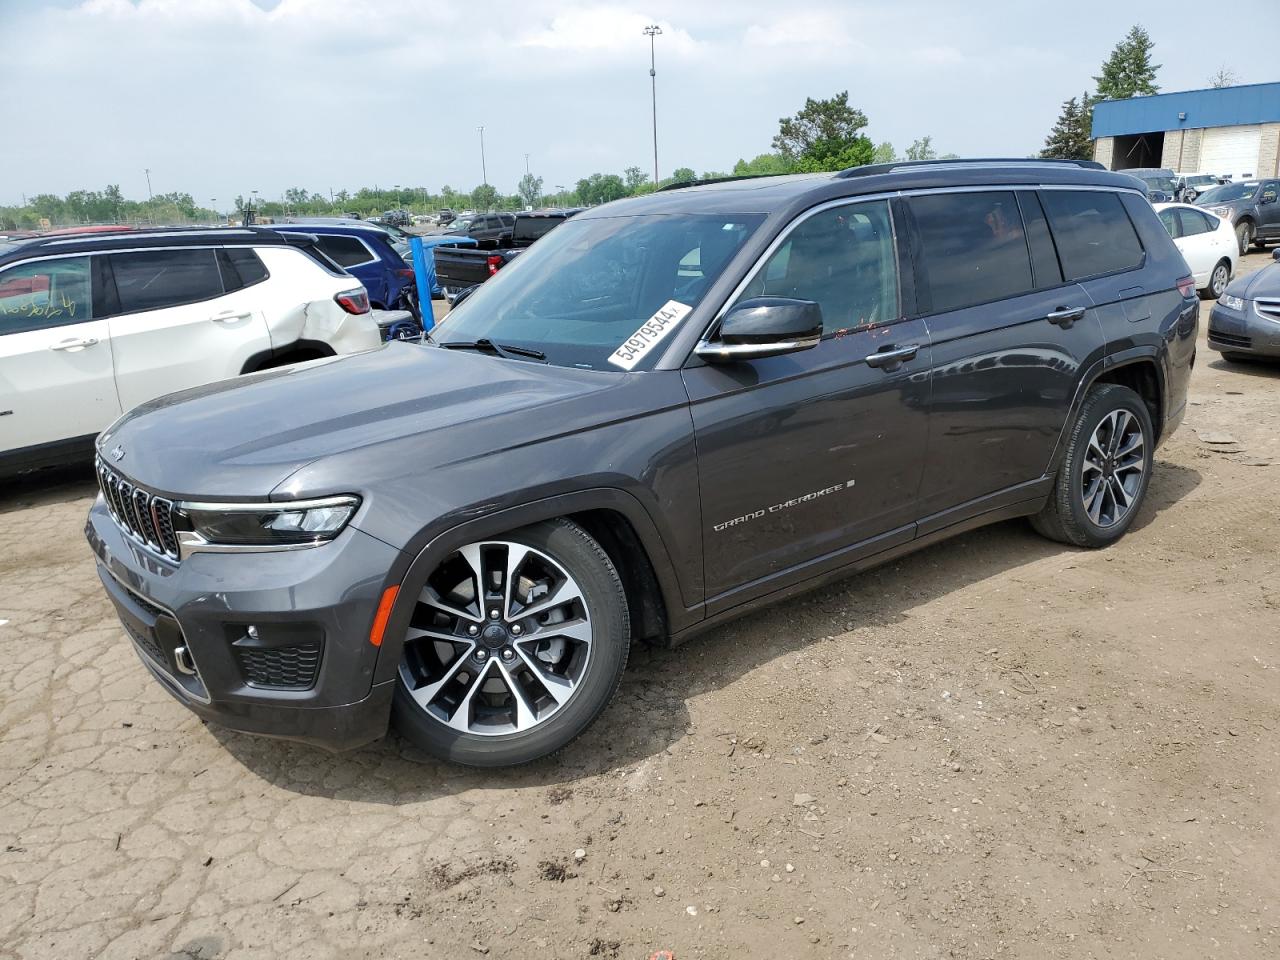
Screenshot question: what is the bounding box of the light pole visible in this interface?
[210,198,217,223]
[556,184,565,206]
[144,167,153,201]
[643,25,662,186]
[478,126,489,189]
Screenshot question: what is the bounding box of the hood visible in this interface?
[100,344,627,498]
[1230,261,1280,300]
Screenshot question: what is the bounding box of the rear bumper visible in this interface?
[86,496,403,751]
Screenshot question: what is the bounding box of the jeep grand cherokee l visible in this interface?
[85,159,1197,767]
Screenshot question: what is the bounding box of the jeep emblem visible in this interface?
[110,444,126,462]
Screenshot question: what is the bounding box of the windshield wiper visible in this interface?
[439,338,546,361]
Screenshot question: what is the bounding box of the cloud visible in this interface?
[518,7,701,57]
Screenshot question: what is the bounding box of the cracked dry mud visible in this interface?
[2,253,1278,960]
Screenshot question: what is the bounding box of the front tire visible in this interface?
[1236,221,1254,256]
[392,519,630,767]
[1031,384,1154,548]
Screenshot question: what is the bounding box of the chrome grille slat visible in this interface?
[95,458,180,562]
[1255,298,1280,323]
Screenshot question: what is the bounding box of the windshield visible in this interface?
[1186,175,1217,187]
[1138,174,1176,192]
[1199,182,1259,204]
[435,213,765,370]
[447,218,474,233]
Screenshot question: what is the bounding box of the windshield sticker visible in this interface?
[608,300,693,371]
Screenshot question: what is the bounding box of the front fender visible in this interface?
[368,487,697,684]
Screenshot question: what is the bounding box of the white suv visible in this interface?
[0,228,383,474]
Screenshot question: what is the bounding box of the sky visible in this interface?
[2,0,1276,206]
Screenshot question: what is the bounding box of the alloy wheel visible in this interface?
[1211,263,1229,299]
[398,541,593,736]
[1080,409,1146,529]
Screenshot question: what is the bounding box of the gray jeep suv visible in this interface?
[86,159,1198,766]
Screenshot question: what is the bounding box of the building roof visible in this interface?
[1092,82,1280,138]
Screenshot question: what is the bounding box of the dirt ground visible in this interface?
[2,254,1278,960]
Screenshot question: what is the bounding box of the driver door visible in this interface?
[682,199,931,610]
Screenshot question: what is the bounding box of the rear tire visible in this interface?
[1200,259,1231,300]
[1031,384,1154,548]
[392,519,630,767]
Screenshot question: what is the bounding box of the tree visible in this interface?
[904,136,938,161]
[871,142,896,164]
[622,166,650,194]
[1208,66,1238,89]
[1094,25,1160,100]
[1041,93,1096,160]
[517,173,543,208]
[793,137,874,173]
[772,91,870,165]
[731,154,791,176]
[470,183,498,210]
[670,166,697,183]
[575,173,627,206]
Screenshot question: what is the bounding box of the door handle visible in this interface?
[864,343,919,369]
[210,311,253,324]
[1046,306,1087,328]
[49,337,99,351]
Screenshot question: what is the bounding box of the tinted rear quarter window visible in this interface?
[316,235,375,267]
[1040,190,1144,281]
[909,191,1034,313]
[217,247,269,291]
[110,249,223,313]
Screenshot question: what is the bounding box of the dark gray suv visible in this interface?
[86,159,1198,766]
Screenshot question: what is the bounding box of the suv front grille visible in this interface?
[96,459,181,560]
[235,642,323,689]
[1255,298,1280,323]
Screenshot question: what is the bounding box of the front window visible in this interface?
[1199,182,1259,204]
[435,213,765,369]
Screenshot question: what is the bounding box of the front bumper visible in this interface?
[86,496,404,751]
[1207,303,1280,358]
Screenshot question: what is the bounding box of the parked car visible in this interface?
[0,227,381,474]
[437,208,457,227]
[84,159,1196,765]
[1207,258,1280,361]
[445,213,515,244]
[381,209,411,227]
[1154,202,1237,299]
[273,223,422,326]
[433,209,582,301]
[1194,179,1280,255]
[1122,167,1176,203]
[1174,173,1225,203]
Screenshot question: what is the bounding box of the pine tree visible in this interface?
[1093,25,1160,100]
[1041,92,1096,160]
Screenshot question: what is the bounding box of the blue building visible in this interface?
[1091,82,1280,179]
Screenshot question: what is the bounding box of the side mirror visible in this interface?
[1261,194,1277,205]
[696,297,823,363]
[1272,248,1280,261]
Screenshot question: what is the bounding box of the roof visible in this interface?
[576,160,1141,220]
[1092,82,1280,138]
[272,222,399,243]
[0,226,316,266]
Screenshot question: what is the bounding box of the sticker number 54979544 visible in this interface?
[607,300,693,371]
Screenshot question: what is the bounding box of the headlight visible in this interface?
[1219,294,1245,311]
[1211,206,1234,219]
[174,495,360,550]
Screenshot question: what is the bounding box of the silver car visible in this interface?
[1207,253,1280,360]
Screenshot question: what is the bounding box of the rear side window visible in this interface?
[217,247,269,292]
[315,235,375,268]
[908,191,1034,313]
[1040,191,1144,281]
[1177,208,1215,237]
[0,256,94,334]
[109,249,223,313]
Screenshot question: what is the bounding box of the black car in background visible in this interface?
[434,208,583,301]
[1123,167,1176,203]
[86,159,1197,767]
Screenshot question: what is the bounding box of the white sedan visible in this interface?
[1155,202,1238,300]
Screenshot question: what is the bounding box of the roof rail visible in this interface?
[835,157,1106,179]
[657,173,790,192]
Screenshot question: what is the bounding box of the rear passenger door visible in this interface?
[906,189,1104,526]
[1257,181,1280,239]
[104,247,273,411]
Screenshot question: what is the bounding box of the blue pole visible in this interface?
[409,235,434,332]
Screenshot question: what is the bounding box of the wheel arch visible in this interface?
[1048,351,1166,476]
[240,339,338,374]
[371,488,691,684]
